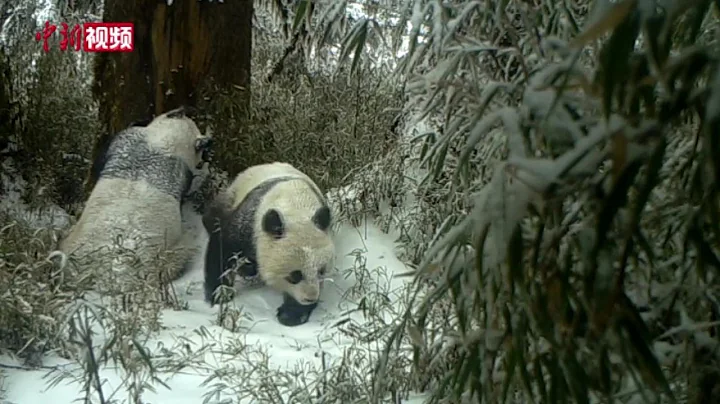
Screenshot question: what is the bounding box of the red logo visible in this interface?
[61,22,83,52]
[35,21,57,53]
[34,21,134,53]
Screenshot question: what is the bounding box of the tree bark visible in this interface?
[0,48,14,150]
[87,0,252,196]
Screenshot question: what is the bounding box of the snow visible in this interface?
[0,156,72,230]
[0,2,433,398]
[0,180,429,403]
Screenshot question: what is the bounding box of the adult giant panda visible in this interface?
[202,162,335,327]
[53,106,213,280]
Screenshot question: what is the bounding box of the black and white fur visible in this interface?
[202,162,335,327]
[54,106,213,279]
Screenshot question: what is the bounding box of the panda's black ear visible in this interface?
[262,209,285,239]
[312,205,331,232]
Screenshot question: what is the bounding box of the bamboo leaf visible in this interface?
[534,358,548,403]
[630,136,666,228]
[683,0,712,46]
[548,353,567,404]
[563,353,590,404]
[338,19,370,76]
[597,3,641,117]
[349,20,370,75]
[619,311,676,402]
[515,316,535,403]
[704,66,720,189]
[599,346,612,398]
[507,223,523,303]
[292,0,311,33]
[634,228,656,268]
[570,0,638,48]
[688,222,720,272]
[611,132,628,183]
[593,158,643,260]
[432,142,449,182]
[643,10,672,71]
[501,346,518,404]
[455,108,508,184]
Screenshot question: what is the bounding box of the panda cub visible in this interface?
[54,106,213,279]
[202,162,335,327]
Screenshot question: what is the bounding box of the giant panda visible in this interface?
[53,106,213,281]
[202,162,335,327]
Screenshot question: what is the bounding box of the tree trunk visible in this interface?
[87,0,252,196]
[0,48,14,150]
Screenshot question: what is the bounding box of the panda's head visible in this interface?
[144,106,213,171]
[258,198,334,306]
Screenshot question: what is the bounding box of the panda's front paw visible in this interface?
[276,306,310,327]
[276,293,317,326]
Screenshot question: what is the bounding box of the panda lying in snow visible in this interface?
[202,162,335,327]
[52,106,213,279]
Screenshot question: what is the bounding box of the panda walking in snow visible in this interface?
[52,106,213,281]
[202,162,335,327]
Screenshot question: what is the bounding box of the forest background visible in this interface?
[1,0,720,403]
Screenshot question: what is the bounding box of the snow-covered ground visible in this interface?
[0,156,72,230]
[0,166,428,403]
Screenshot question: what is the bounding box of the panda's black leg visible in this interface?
[203,226,237,306]
[202,196,238,306]
[276,292,318,326]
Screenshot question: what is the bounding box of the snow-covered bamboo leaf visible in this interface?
[338,18,369,75]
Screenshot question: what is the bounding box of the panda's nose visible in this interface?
[301,284,320,302]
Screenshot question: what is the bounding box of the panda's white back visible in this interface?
[60,177,183,257]
[228,162,317,209]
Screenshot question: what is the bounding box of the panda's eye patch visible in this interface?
[286,270,304,284]
[319,266,327,277]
